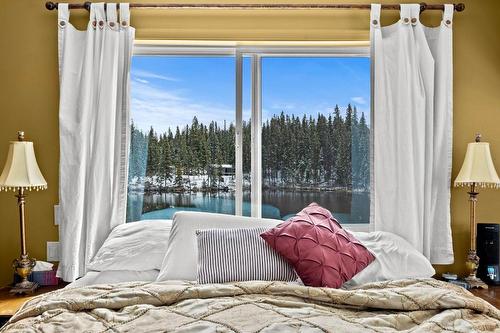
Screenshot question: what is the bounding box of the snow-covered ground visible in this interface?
[129,175,237,192]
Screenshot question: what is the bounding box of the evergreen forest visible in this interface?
[128,104,370,192]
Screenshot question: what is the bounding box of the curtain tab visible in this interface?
[89,3,97,29]
[106,3,119,30]
[120,3,130,28]
[57,3,69,29]
[400,4,419,26]
[370,4,381,28]
[410,3,420,26]
[443,4,454,27]
[91,3,106,30]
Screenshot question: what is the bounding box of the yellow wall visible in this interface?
[0,0,499,286]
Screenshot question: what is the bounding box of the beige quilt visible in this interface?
[1,279,499,332]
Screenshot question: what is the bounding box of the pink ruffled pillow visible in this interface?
[260,203,375,288]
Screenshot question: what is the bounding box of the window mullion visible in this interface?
[235,51,243,216]
[251,55,262,218]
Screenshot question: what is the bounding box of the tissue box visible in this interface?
[14,267,59,286]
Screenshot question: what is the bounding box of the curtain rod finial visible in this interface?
[45,1,57,10]
[455,3,465,12]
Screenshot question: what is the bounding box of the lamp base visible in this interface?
[465,275,488,289]
[464,249,488,289]
[11,254,37,294]
[10,280,39,294]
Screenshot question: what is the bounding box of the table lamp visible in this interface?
[454,134,500,289]
[0,131,47,293]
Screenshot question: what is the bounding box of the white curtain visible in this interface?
[56,3,135,281]
[371,3,454,264]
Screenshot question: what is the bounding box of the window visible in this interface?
[126,45,371,228]
[127,55,237,222]
[260,57,370,223]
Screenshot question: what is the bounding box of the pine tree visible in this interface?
[317,114,329,185]
[338,104,353,189]
[331,105,344,187]
[146,127,160,178]
[128,120,148,182]
[358,112,370,190]
[158,133,173,188]
[242,120,251,188]
[351,105,361,189]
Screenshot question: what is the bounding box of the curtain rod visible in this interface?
[45,2,466,12]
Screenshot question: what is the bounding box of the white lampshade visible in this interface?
[454,141,500,188]
[0,141,47,191]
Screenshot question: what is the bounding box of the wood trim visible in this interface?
[470,285,500,309]
[0,284,66,317]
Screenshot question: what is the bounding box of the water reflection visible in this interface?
[126,190,369,224]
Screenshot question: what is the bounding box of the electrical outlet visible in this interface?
[47,241,60,261]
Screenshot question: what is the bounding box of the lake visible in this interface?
[126,190,369,224]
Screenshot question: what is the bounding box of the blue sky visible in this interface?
[131,56,370,133]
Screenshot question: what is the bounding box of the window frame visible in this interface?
[132,42,372,232]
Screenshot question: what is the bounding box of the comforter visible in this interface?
[1,279,499,332]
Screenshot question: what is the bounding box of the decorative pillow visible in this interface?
[196,228,297,284]
[156,211,282,282]
[342,231,435,288]
[88,220,172,272]
[260,203,375,288]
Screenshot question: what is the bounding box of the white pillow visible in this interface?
[67,270,159,289]
[343,231,435,287]
[156,211,281,282]
[88,220,172,272]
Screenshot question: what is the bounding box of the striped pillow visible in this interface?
[196,228,297,284]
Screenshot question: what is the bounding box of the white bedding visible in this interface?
[73,213,434,290]
[344,231,435,287]
[7,279,500,333]
[88,220,172,272]
[66,270,159,289]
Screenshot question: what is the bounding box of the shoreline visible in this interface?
[128,187,369,195]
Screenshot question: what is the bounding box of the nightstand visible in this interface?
[0,283,66,327]
[470,285,500,309]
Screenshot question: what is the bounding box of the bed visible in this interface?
[2,210,499,332]
[2,279,500,332]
